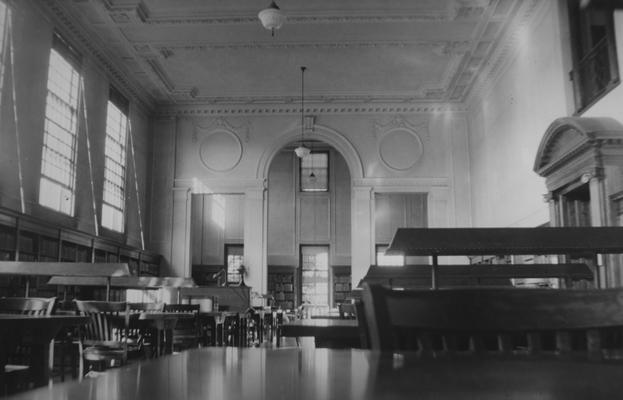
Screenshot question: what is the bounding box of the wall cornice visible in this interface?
[354,177,450,189]
[154,40,471,52]
[155,102,468,117]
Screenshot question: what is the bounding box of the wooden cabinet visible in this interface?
[0,207,161,298]
[534,117,623,287]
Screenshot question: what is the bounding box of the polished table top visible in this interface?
[0,313,89,324]
[9,347,623,400]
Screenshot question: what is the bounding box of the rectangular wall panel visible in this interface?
[300,195,330,242]
[267,151,296,256]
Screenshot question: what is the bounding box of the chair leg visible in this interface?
[77,341,84,381]
[48,339,55,386]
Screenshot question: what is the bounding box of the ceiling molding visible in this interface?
[153,40,472,52]
[465,0,548,107]
[38,0,529,112]
[166,93,458,105]
[155,103,468,118]
[135,12,468,26]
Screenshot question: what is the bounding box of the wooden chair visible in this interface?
[0,297,56,393]
[361,283,623,360]
[163,304,201,352]
[0,297,56,316]
[74,300,129,375]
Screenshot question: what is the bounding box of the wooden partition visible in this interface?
[0,261,131,299]
[0,207,161,298]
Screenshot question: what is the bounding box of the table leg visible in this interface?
[156,329,162,357]
[165,329,173,354]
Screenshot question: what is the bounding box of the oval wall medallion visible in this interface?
[378,128,423,171]
[199,129,243,172]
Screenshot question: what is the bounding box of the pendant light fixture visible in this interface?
[294,66,311,158]
[258,1,286,37]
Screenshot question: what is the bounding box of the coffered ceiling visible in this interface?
[43,0,541,109]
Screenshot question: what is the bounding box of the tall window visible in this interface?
[39,35,81,215]
[225,244,244,285]
[301,245,329,306]
[568,0,620,113]
[300,151,328,192]
[0,2,10,91]
[101,88,129,232]
[376,244,405,267]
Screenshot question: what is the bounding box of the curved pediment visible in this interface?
[533,117,623,176]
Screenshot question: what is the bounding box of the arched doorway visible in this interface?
[266,139,352,313]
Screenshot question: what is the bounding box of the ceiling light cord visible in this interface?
[301,66,306,146]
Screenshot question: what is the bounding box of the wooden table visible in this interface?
[0,314,88,388]
[6,347,623,399]
[279,318,359,348]
[128,312,194,356]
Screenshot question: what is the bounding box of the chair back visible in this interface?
[0,297,56,315]
[74,300,129,343]
[164,304,200,314]
[361,283,623,359]
[129,302,165,313]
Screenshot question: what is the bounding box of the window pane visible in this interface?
[301,246,329,306]
[226,245,244,284]
[101,97,128,232]
[301,152,328,192]
[39,45,80,216]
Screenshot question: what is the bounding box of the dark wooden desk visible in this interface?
[385,227,623,289]
[6,347,623,399]
[279,318,359,348]
[0,314,88,388]
[127,312,194,356]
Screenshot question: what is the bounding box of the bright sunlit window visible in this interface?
[101,88,129,232]
[301,245,329,306]
[376,244,405,267]
[226,244,244,284]
[0,2,9,81]
[39,35,81,216]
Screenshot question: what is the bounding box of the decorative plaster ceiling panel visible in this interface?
[46,0,530,108]
[161,46,450,98]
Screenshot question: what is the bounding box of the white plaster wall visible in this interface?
[151,109,471,289]
[467,1,570,227]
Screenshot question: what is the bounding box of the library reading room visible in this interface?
[2,1,623,399]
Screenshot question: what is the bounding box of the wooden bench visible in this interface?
[362,282,623,360]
